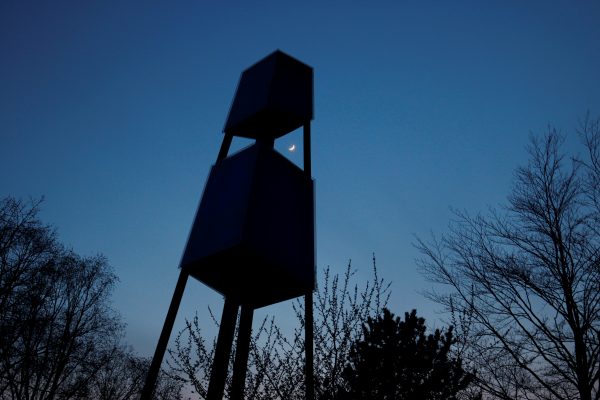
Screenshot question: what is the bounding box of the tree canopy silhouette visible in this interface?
[332,308,474,400]
[417,116,600,400]
[0,197,181,399]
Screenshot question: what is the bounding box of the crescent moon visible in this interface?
[288,144,296,152]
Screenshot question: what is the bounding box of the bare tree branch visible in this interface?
[417,120,600,400]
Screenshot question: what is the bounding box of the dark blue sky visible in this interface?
[2,1,600,356]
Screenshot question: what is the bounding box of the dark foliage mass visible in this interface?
[0,197,181,400]
[332,308,474,400]
[418,116,600,400]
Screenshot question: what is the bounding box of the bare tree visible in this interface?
[0,197,181,400]
[0,197,122,399]
[88,346,182,400]
[168,256,390,400]
[88,347,147,400]
[416,118,600,400]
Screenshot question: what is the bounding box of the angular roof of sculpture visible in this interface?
[224,50,313,140]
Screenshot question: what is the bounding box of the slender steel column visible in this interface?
[207,298,239,400]
[230,305,254,400]
[141,269,189,399]
[217,133,233,162]
[303,123,312,176]
[303,122,315,400]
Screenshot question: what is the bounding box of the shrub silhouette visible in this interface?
[332,308,474,400]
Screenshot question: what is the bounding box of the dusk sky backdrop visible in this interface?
[2,1,600,358]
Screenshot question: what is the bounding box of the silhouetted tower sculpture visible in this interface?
[141,50,315,400]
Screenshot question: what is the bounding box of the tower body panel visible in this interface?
[181,144,315,308]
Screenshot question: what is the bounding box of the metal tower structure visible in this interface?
[141,50,316,400]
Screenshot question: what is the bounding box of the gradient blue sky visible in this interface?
[2,1,600,358]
